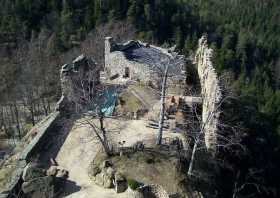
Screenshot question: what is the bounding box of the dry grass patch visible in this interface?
[91,149,188,195]
[118,91,144,113]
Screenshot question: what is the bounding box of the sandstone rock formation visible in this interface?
[89,160,115,189]
[114,172,127,193]
[46,166,69,179]
[89,159,129,193]
[195,35,222,151]
[21,163,68,198]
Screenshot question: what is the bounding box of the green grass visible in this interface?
[127,178,141,190]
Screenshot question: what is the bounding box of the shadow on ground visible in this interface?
[38,116,76,168]
[58,180,81,197]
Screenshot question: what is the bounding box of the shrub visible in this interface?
[127,178,141,190]
[145,158,155,164]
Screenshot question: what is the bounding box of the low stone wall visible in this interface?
[19,111,60,160]
[195,35,222,151]
[0,111,61,197]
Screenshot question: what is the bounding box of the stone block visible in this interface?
[22,176,54,194]
[114,172,127,193]
[22,164,46,182]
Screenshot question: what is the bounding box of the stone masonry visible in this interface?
[104,37,186,95]
[56,54,101,112]
[195,35,222,151]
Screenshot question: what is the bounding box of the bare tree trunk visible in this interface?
[47,99,51,113]
[157,65,169,145]
[99,113,111,156]
[188,139,198,176]
[232,170,241,198]
[0,106,9,137]
[4,106,12,132]
[30,103,35,126]
[9,104,15,124]
[42,97,48,116]
[13,102,21,139]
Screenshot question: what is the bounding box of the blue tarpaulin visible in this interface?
[92,87,118,116]
[88,86,118,116]
[100,87,118,116]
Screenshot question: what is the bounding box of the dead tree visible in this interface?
[156,64,169,145]
[185,91,245,177]
[143,51,185,145]
[70,59,120,156]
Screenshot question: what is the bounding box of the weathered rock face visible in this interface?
[104,37,186,94]
[56,54,101,112]
[114,172,127,193]
[22,176,54,197]
[46,166,69,179]
[89,160,115,189]
[21,164,68,198]
[22,164,45,182]
[89,160,128,192]
[195,35,222,151]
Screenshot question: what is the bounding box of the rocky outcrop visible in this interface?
[89,160,115,188]
[22,164,45,182]
[46,166,69,179]
[0,112,61,198]
[56,54,101,113]
[114,172,127,193]
[21,164,68,198]
[22,176,55,198]
[89,160,128,193]
[195,35,222,151]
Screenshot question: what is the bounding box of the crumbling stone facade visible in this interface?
[104,37,186,95]
[195,35,222,151]
[56,54,101,112]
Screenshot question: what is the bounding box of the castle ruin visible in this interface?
[104,37,186,95]
[195,35,222,151]
[1,35,223,197]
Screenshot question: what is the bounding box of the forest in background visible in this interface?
[0,0,279,197]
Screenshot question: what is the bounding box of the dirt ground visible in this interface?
[54,118,184,198]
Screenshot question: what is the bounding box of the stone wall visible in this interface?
[195,35,222,151]
[0,112,61,197]
[1,54,98,197]
[57,54,101,112]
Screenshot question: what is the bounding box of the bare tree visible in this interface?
[68,57,121,156]
[185,90,245,176]
[140,50,185,145]
[156,64,169,145]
